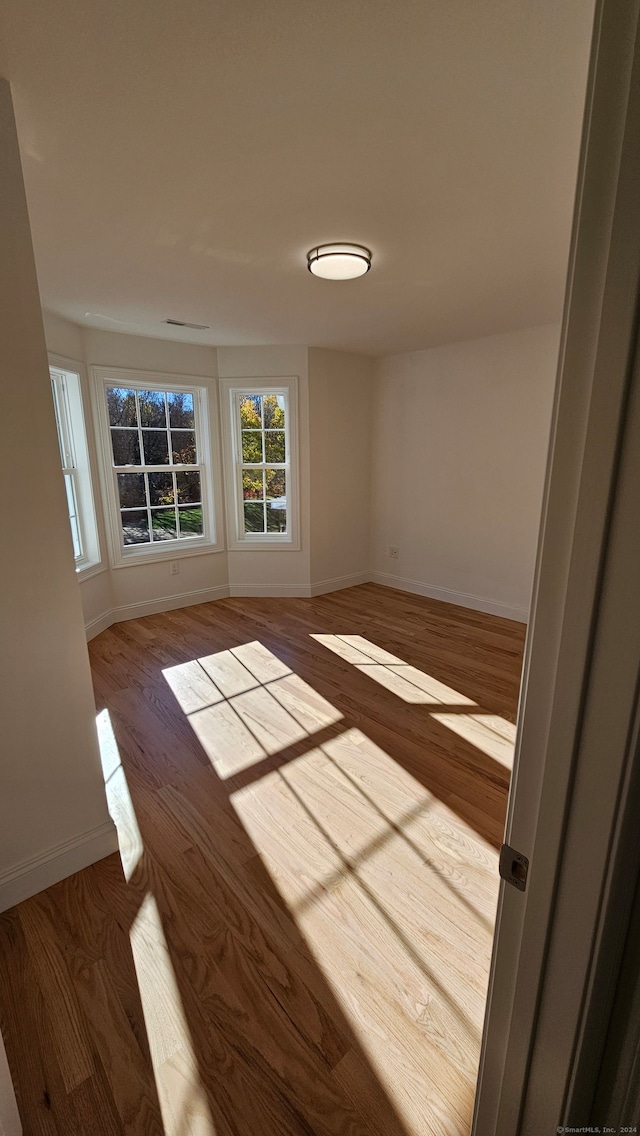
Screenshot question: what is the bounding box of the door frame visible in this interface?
[473,1,640,1131]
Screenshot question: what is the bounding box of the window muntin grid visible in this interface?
[51,371,84,561]
[106,386,205,546]
[236,392,288,536]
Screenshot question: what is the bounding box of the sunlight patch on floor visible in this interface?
[312,633,515,768]
[431,712,516,768]
[96,709,216,1134]
[161,638,500,1135]
[130,894,217,1135]
[311,634,476,705]
[163,646,342,777]
[96,709,143,880]
[229,724,498,1136]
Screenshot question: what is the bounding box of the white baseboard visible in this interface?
[0,821,119,913]
[309,571,371,597]
[86,577,363,635]
[85,584,231,640]
[229,573,371,599]
[86,571,522,639]
[85,609,116,640]
[371,571,529,623]
[227,583,311,598]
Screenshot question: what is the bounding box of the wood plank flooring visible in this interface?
[0,583,525,1135]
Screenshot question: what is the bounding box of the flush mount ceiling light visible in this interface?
[307,242,372,280]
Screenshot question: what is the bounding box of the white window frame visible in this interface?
[220,376,300,550]
[49,357,102,577]
[91,366,223,568]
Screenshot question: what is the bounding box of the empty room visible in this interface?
[6,1,634,1134]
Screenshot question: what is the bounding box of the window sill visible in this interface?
[76,561,107,581]
[111,540,225,569]
[228,537,301,552]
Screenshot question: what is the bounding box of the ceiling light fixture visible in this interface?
[307,242,372,280]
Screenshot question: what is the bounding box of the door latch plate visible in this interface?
[499,844,529,891]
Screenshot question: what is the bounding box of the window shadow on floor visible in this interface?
[13,583,520,1136]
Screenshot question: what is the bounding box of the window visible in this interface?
[221,377,299,549]
[50,363,101,573]
[93,369,219,565]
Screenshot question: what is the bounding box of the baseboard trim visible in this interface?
[86,577,367,635]
[85,610,116,640]
[85,585,231,640]
[85,571,521,637]
[228,583,311,598]
[309,572,371,597]
[229,573,371,599]
[371,571,529,623]
[0,821,119,913]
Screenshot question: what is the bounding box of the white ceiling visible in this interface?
[0,0,594,356]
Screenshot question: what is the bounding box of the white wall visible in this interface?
[308,348,373,591]
[42,317,557,631]
[43,316,229,632]
[371,324,560,621]
[83,328,229,616]
[217,345,312,593]
[0,80,115,911]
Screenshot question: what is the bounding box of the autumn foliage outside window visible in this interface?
[238,393,288,535]
[106,385,205,546]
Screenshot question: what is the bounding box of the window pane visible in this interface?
[267,503,287,533]
[139,390,167,427]
[64,472,82,559]
[51,382,66,465]
[69,513,82,559]
[171,430,197,464]
[176,471,201,503]
[111,429,141,466]
[121,510,149,544]
[148,471,174,505]
[168,392,195,429]
[242,432,263,463]
[265,469,285,500]
[178,506,203,538]
[64,471,77,517]
[264,431,285,462]
[151,507,178,541]
[263,394,285,429]
[142,430,170,465]
[242,470,263,500]
[118,472,146,508]
[239,395,261,428]
[107,387,138,427]
[244,501,265,533]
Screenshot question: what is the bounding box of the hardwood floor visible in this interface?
[0,584,525,1135]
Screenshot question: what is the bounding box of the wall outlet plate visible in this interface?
[389,546,400,559]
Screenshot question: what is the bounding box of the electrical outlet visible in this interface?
[170,561,179,576]
[389,546,399,560]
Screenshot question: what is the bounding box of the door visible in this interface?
[0,1030,20,1136]
[473,1,640,1132]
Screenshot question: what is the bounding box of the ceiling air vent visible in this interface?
[164,318,210,330]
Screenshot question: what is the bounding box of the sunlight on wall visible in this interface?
[96,708,143,880]
[131,894,217,1135]
[311,634,516,769]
